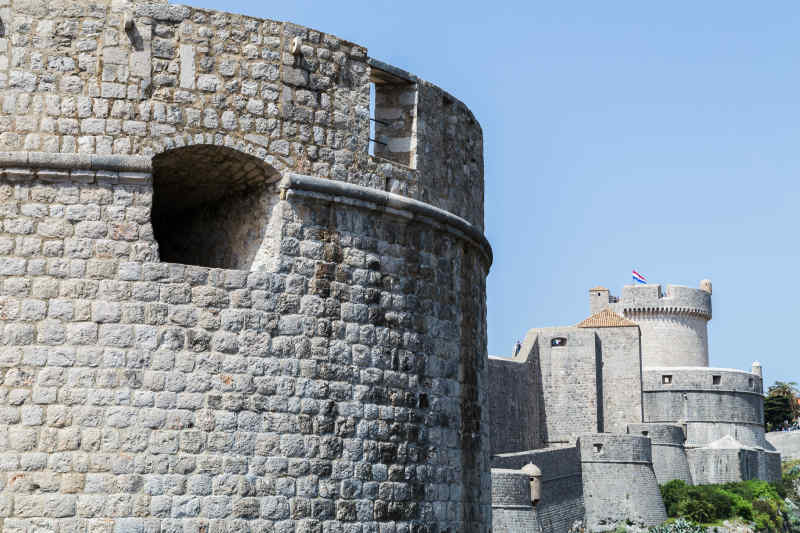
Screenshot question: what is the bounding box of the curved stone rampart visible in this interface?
[578,434,667,531]
[643,368,766,448]
[0,0,492,528]
[611,284,711,367]
[491,469,541,533]
[0,0,485,229]
[628,423,692,485]
[493,447,584,533]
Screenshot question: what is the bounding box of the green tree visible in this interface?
[765,381,799,430]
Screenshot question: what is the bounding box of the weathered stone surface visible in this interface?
[0,1,491,531]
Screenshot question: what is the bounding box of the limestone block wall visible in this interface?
[0,0,493,527]
[493,447,584,533]
[686,448,780,485]
[593,327,642,434]
[491,469,541,533]
[628,423,692,485]
[0,153,492,531]
[531,328,599,447]
[578,434,667,531]
[766,431,800,460]
[642,367,766,448]
[487,330,544,455]
[610,284,711,368]
[0,0,484,231]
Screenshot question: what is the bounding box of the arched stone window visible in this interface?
[151,145,281,270]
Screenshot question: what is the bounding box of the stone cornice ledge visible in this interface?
[0,152,152,172]
[280,172,493,269]
[0,152,152,185]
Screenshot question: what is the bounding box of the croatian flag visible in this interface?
[632,270,647,284]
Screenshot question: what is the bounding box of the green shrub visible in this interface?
[658,476,789,531]
[661,480,690,517]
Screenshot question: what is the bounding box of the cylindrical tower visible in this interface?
[578,434,667,530]
[611,282,712,367]
[0,1,492,530]
[628,423,692,485]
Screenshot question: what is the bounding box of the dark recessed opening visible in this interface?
[662,375,672,385]
[712,375,721,385]
[593,443,603,454]
[151,145,280,270]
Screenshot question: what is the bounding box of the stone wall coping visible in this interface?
[280,172,493,268]
[645,366,758,375]
[0,151,153,172]
[368,58,418,83]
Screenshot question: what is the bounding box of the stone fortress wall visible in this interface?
[490,280,781,533]
[577,434,667,531]
[642,367,766,448]
[490,469,540,533]
[0,0,494,531]
[493,447,584,533]
[627,423,692,485]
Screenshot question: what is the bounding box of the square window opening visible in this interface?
[712,375,721,385]
[662,375,672,385]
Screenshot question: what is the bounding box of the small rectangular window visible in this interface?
[662,375,672,385]
[712,375,721,385]
[369,66,418,169]
[593,443,603,454]
[749,378,755,390]
[551,337,567,347]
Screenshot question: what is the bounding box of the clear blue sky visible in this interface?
[184,0,800,388]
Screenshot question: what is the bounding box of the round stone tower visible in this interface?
[611,282,712,367]
[0,0,492,531]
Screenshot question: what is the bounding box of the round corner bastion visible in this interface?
[0,0,494,531]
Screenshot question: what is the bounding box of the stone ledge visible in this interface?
[280,172,493,268]
[0,152,153,172]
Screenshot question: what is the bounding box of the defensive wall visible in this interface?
[577,434,666,531]
[627,423,692,485]
[642,367,766,448]
[0,0,493,530]
[490,319,642,451]
[687,439,781,485]
[490,469,540,533]
[595,284,712,368]
[493,447,584,533]
[766,431,800,461]
[487,329,544,455]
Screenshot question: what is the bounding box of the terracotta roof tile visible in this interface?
[589,286,608,292]
[577,308,638,328]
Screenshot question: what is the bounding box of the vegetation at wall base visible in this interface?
[653,461,800,533]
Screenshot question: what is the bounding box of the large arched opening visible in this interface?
[151,145,281,270]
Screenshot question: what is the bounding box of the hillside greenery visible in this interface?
[651,460,800,533]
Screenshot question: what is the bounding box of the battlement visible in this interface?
[578,434,654,464]
[611,283,712,319]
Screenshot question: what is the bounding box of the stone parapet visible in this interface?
[578,434,667,531]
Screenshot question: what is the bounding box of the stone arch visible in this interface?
[151,144,283,270]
